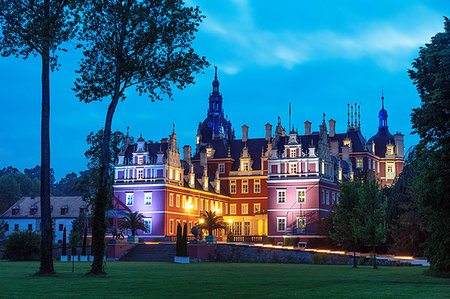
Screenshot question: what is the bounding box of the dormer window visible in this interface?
[387,146,394,155]
[343,139,351,147]
[30,206,38,215]
[60,206,68,215]
[80,207,87,214]
[138,156,143,165]
[137,169,144,179]
[242,161,249,171]
[219,164,225,173]
[12,206,20,215]
[290,149,296,158]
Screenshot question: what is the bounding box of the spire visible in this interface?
[214,65,218,80]
[381,88,384,109]
[347,104,350,130]
[378,89,388,128]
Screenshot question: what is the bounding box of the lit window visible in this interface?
[254,179,261,193]
[297,216,306,233]
[200,199,203,211]
[138,169,144,179]
[244,222,250,235]
[230,204,236,215]
[277,190,286,203]
[356,159,363,169]
[242,180,248,193]
[232,222,242,235]
[182,196,186,208]
[242,161,249,171]
[219,164,225,173]
[176,195,180,208]
[205,200,209,211]
[169,219,174,234]
[230,181,236,194]
[297,189,306,203]
[144,192,152,205]
[254,203,261,214]
[326,191,330,205]
[169,194,174,207]
[277,217,286,232]
[138,156,143,165]
[290,149,296,158]
[290,163,297,174]
[126,193,134,206]
[388,166,393,172]
[143,218,152,234]
[195,197,198,210]
[242,204,248,214]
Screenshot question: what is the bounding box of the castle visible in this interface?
[113,68,405,245]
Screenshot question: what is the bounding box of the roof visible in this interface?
[0,196,88,219]
[368,127,395,157]
[124,142,169,161]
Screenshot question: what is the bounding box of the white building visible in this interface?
[0,196,88,244]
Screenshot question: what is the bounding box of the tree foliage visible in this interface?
[198,211,226,236]
[118,211,147,236]
[4,230,41,261]
[408,17,450,275]
[73,0,208,274]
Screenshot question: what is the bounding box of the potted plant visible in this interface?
[118,211,147,243]
[197,211,226,243]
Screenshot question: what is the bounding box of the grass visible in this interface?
[0,261,449,298]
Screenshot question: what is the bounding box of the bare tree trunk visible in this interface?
[373,245,377,269]
[353,241,357,268]
[37,0,54,275]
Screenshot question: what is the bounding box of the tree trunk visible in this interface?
[373,245,377,269]
[37,0,54,275]
[89,70,121,275]
[353,241,357,268]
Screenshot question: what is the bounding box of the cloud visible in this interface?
[197,2,443,72]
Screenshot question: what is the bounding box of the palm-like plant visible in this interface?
[118,212,147,236]
[198,211,227,235]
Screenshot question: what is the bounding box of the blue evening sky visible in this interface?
[0,0,448,179]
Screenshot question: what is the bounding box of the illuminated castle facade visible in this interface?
[113,68,405,245]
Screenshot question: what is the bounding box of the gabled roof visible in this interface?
[124,142,169,160]
[0,196,88,219]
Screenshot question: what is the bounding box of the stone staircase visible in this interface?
[119,243,176,262]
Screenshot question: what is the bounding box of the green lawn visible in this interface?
[0,261,448,298]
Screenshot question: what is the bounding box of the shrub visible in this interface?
[4,230,40,261]
[283,238,290,246]
[320,254,330,264]
[266,237,274,245]
[312,254,321,264]
[359,255,367,265]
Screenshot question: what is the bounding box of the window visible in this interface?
[14,224,19,231]
[277,217,286,232]
[169,219,174,234]
[297,216,306,233]
[59,224,64,231]
[387,147,394,155]
[298,242,307,248]
[200,199,203,211]
[195,197,198,210]
[241,204,248,214]
[28,224,33,231]
[230,181,236,194]
[144,192,152,205]
[290,149,296,158]
[169,193,174,207]
[297,189,306,203]
[290,163,297,174]
[244,222,250,235]
[225,203,228,214]
[60,207,68,215]
[356,158,363,169]
[332,192,336,204]
[143,218,152,234]
[277,190,286,203]
[326,191,330,205]
[232,222,242,235]
[219,164,225,173]
[220,202,223,214]
[138,156,143,165]
[189,221,192,234]
[205,200,209,211]
[138,169,144,179]
[242,180,248,193]
[254,203,261,214]
[254,179,261,193]
[388,165,393,172]
[5,223,8,231]
[80,207,86,214]
[182,196,186,208]
[230,204,236,215]
[176,194,180,207]
[321,190,325,204]
[126,193,134,206]
[242,161,249,171]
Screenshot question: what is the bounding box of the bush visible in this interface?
[359,255,367,265]
[312,254,321,264]
[283,238,290,246]
[3,230,40,261]
[266,237,274,245]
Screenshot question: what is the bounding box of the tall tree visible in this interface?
[331,181,361,268]
[357,177,387,269]
[198,211,227,236]
[74,0,208,274]
[408,17,450,275]
[0,0,77,274]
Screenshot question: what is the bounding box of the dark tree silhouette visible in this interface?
[0,0,77,274]
[118,211,147,236]
[73,0,208,274]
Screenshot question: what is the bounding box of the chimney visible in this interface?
[342,145,350,162]
[189,165,195,188]
[183,145,191,163]
[394,133,404,158]
[200,151,207,167]
[242,125,249,142]
[265,123,272,141]
[329,119,336,137]
[330,141,339,157]
[304,120,311,135]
